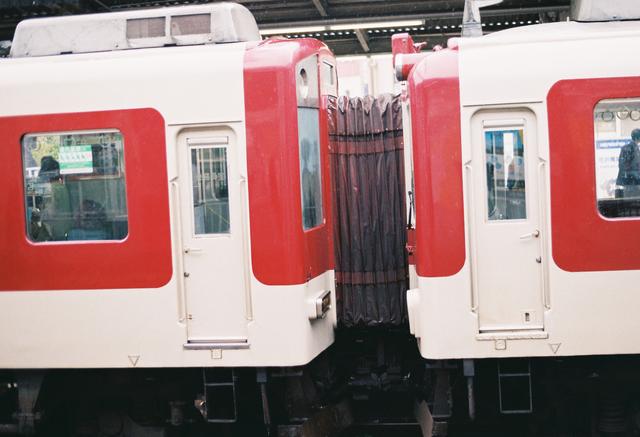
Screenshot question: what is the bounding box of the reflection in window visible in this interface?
[595,99,640,218]
[298,107,323,230]
[191,147,229,234]
[485,129,527,221]
[23,131,128,242]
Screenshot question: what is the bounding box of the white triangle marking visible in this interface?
[128,355,140,367]
[549,343,561,354]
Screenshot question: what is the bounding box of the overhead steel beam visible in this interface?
[354,29,370,52]
[92,0,112,11]
[3,0,79,5]
[258,5,569,29]
[310,0,328,17]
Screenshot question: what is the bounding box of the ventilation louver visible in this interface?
[9,3,260,58]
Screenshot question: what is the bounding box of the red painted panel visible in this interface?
[409,49,466,277]
[0,109,172,291]
[548,77,640,272]
[407,228,416,266]
[244,39,334,285]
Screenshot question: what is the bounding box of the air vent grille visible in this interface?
[10,3,260,58]
[171,14,211,36]
[126,17,166,39]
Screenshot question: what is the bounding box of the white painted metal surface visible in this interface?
[571,0,640,22]
[469,111,543,332]
[10,3,261,58]
[408,19,640,360]
[0,37,336,368]
[178,129,249,345]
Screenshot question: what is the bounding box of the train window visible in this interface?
[190,146,229,234]
[299,108,323,230]
[22,130,128,242]
[297,55,323,230]
[485,129,527,221]
[595,99,640,218]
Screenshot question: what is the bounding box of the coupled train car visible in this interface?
[402,7,640,359]
[4,0,640,435]
[0,3,339,435]
[394,0,640,431]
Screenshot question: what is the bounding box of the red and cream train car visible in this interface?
[400,9,640,361]
[0,3,337,370]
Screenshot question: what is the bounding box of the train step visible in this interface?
[202,368,238,423]
[497,359,532,414]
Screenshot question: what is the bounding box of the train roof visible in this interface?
[453,19,640,106]
[9,3,260,58]
[461,19,640,48]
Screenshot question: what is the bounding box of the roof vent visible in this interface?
[571,0,640,21]
[9,2,261,58]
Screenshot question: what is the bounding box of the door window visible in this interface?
[190,146,229,235]
[485,128,527,221]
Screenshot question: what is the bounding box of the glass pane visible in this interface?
[485,129,527,221]
[298,107,323,230]
[595,99,640,218]
[22,131,128,242]
[191,147,229,234]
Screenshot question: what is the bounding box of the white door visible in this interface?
[470,111,544,332]
[178,129,248,345]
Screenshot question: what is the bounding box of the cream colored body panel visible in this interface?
[408,21,640,360]
[0,42,335,368]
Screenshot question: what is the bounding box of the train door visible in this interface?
[177,128,248,346]
[469,111,544,332]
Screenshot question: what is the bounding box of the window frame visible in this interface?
[593,97,640,220]
[296,54,325,232]
[188,143,231,238]
[548,77,640,272]
[22,128,129,244]
[483,126,528,223]
[0,108,172,291]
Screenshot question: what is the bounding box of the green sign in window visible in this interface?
[59,144,93,175]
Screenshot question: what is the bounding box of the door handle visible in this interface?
[184,247,203,254]
[519,230,540,240]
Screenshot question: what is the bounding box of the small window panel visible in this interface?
[485,128,527,221]
[298,108,323,230]
[595,98,640,218]
[126,17,166,39]
[297,55,324,230]
[191,146,230,235]
[171,14,211,36]
[22,130,128,242]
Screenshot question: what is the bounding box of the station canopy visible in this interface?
[0,0,570,55]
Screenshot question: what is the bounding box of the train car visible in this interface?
[0,3,337,434]
[400,0,640,360]
[394,0,640,428]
